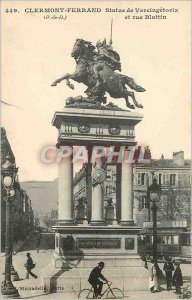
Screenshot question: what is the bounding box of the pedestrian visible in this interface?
[149,259,160,293]
[25,252,38,279]
[163,257,174,290]
[88,262,109,298]
[172,262,183,295]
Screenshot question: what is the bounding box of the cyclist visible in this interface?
[88,261,109,298]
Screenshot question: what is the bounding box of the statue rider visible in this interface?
[93,38,121,89]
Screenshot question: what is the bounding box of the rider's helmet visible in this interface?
[96,40,102,48]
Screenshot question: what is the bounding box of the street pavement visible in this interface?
[0,250,191,299]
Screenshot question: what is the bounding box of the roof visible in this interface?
[135,159,191,169]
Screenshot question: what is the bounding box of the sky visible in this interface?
[1,0,191,182]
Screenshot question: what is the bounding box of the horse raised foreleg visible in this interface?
[51,73,74,89]
[124,93,135,109]
[66,79,74,90]
[118,78,135,109]
[126,90,143,109]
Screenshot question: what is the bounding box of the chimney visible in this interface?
[173,151,184,166]
[161,154,164,160]
[144,146,151,160]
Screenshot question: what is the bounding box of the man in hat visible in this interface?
[172,262,183,294]
[88,262,109,298]
[25,252,38,279]
[163,257,174,290]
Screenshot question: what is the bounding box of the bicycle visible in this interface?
[78,281,124,299]
[178,285,191,299]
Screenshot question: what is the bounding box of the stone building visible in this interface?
[133,151,191,226]
[73,150,191,226]
[1,127,35,251]
[73,164,117,223]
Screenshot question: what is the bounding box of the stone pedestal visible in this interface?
[42,225,150,293]
[47,107,145,293]
[52,107,143,228]
[52,107,142,147]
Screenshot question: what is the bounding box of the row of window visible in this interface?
[145,235,179,245]
[137,173,179,187]
[139,233,191,246]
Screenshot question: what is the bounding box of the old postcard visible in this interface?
[1,0,191,299]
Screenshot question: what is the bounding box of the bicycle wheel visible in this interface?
[78,289,94,299]
[107,288,124,299]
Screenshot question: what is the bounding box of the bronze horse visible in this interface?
[51,39,145,109]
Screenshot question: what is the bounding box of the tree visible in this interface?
[157,180,191,224]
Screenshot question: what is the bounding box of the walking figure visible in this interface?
[88,262,109,298]
[163,257,174,290]
[25,252,38,279]
[172,262,183,295]
[149,259,160,293]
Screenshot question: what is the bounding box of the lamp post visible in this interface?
[10,205,20,281]
[148,178,161,263]
[1,156,20,298]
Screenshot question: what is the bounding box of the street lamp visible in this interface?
[1,156,20,298]
[148,177,161,263]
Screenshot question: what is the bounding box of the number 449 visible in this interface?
[5,8,19,13]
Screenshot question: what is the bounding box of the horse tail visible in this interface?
[123,75,146,92]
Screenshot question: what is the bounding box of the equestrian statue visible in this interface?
[51,24,145,109]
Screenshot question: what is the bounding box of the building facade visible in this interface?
[134,151,191,226]
[73,149,191,226]
[73,163,118,223]
[1,127,35,251]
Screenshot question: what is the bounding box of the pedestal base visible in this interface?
[53,224,141,256]
[41,224,150,293]
[41,254,149,293]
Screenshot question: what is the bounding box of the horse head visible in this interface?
[71,39,95,60]
[71,39,83,59]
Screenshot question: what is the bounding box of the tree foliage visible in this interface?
[157,179,191,223]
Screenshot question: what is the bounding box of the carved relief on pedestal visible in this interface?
[108,125,121,135]
[78,124,90,134]
[93,168,106,185]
